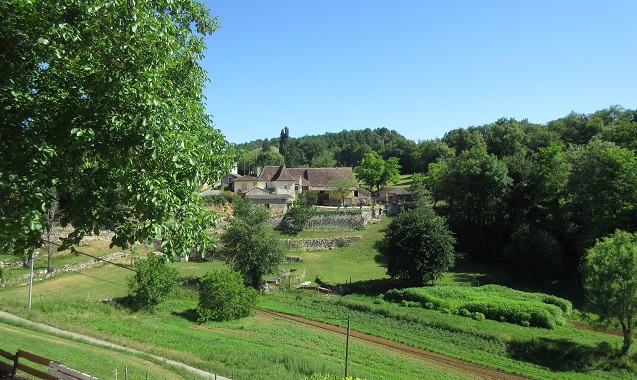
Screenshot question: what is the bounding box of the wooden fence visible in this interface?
[0,349,97,380]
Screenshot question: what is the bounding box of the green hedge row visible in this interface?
[384,285,571,329]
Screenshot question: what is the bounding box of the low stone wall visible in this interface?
[269,210,373,229]
[282,236,361,251]
[0,230,117,269]
[1,252,128,287]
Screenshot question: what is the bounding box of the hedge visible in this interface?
[384,285,571,329]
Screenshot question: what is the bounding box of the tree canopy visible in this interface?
[233,105,637,283]
[220,199,286,288]
[580,230,637,356]
[379,207,456,286]
[354,152,401,192]
[0,0,233,259]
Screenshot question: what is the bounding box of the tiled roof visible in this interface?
[304,167,354,188]
[234,175,258,181]
[271,165,295,181]
[258,166,354,188]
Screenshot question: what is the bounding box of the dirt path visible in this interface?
[260,309,531,380]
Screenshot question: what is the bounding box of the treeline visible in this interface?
[238,105,637,283]
[420,105,637,283]
[236,126,416,174]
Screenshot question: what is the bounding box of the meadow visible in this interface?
[1,216,636,379]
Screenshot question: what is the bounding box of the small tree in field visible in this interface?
[221,199,286,288]
[327,178,356,208]
[379,206,456,286]
[278,199,316,235]
[127,253,178,310]
[580,230,637,356]
[197,269,257,322]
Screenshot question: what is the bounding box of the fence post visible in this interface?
[125,366,128,380]
[146,371,149,380]
[114,368,118,380]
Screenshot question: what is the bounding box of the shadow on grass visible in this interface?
[508,338,614,372]
[373,252,387,266]
[339,278,403,296]
[172,308,199,322]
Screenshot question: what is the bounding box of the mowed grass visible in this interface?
[284,217,390,285]
[0,320,192,379]
[2,217,636,379]
[0,277,470,380]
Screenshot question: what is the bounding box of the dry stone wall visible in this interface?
[269,210,373,229]
[282,236,361,251]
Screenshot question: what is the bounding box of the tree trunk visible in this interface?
[619,317,633,356]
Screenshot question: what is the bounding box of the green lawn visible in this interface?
[2,216,636,379]
[282,217,390,285]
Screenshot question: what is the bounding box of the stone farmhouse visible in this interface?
[231,166,371,214]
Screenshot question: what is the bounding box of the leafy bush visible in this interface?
[379,206,456,286]
[277,201,316,235]
[127,253,179,310]
[197,269,258,322]
[384,285,571,329]
[473,312,486,321]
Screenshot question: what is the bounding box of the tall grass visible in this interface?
[261,291,635,380]
[0,274,469,380]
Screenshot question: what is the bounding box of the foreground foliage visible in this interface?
[0,0,233,259]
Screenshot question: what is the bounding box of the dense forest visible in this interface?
[236,105,637,283]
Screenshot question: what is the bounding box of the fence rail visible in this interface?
[0,348,97,380]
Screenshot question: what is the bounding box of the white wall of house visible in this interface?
[272,180,295,197]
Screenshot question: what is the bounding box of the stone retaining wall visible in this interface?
[282,236,361,251]
[269,210,373,229]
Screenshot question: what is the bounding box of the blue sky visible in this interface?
[201,1,637,145]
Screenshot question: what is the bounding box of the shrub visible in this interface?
[277,201,316,235]
[472,312,486,321]
[197,269,258,322]
[127,253,178,310]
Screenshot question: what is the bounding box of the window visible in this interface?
[241,184,247,190]
[354,190,359,197]
[283,184,289,190]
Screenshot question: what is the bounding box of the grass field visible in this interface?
[1,216,636,379]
